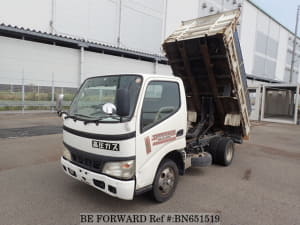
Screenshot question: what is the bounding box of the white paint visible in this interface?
[0,36,79,87]
[134,75,187,189]
[239,1,256,74]
[256,10,269,35]
[0,0,164,54]
[83,52,154,80]
[61,157,135,200]
[0,0,52,32]
[164,0,199,38]
[156,64,173,75]
[0,0,300,84]
[79,47,85,86]
[247,85,262,121]
[120,3,163,53]
[276,27,289,80]
[0,36,172,87]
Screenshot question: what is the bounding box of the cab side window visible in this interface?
[141,81,180,132]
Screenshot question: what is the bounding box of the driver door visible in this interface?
[135,79,187,190]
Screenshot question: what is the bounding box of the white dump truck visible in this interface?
[57,9,250,202]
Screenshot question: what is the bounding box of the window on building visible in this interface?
[253,54,266,76]
[286,50,293,65]
[284,68,291,82]
[266,38,278,59]
[255,31,268,54]
[265,59,276,79]
[288,37,293,47]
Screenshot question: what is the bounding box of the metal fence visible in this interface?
[0,77,78,113]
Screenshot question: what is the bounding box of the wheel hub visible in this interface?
[158,167,175,195]
[226,144,233,162]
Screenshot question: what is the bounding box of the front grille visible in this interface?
[63,142,135,176]
[70,151,104,173]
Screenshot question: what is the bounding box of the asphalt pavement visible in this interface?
[0,113,299,225]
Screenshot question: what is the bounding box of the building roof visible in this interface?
[247,74,282,83]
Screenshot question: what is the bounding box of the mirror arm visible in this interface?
[57,111,68,117]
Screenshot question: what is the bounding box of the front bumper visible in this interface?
[61,157,135,200]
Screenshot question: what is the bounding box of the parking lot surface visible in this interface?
[0,113,300,225]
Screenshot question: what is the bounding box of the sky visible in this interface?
[251,0,299,33]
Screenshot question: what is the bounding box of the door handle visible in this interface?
[176,129,184,137]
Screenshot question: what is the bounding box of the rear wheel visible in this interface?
[215,137,235,166]
[152,159,178,202]
[208,136,221,163]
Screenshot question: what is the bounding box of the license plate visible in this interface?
[92,140,120,151]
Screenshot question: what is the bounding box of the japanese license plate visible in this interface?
[92,140,120,151]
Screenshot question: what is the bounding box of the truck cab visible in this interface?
[60,74,188,202]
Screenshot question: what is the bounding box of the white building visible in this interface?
[198,0,300,84]
[0,0,299,88]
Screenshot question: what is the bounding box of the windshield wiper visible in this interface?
[81,116,114,125]
[64,112,92,122]
[64,112,121,125]
[90,110,104,116]
[71,113,104,125]
[100,114,120,120]
[90,110,120,119]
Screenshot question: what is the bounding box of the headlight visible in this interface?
[102,160,135,179]
[62,147,72,161]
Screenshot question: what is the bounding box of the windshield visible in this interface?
[69,75,142,122]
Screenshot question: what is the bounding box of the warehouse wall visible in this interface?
[252,10,279,80]
[0,0,52,32]
[0,0,164,54]
[0,36,173,88]
[0,36,79,87]
[239,2,256,76]
[156,63,173,75]
[83,52,173,81]
[119,0,164,53]
[284,33,300,83]
[83,52,156,80]
[55,0,164,53]
[196,0,300,83]
[1,0,299,84]
[241,1,299,83]
[165,0,199,37]
[277,27,289,81]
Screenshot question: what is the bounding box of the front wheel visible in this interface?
[152,159,179,202]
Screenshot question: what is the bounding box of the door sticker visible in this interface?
[144,136,151,154]
[152,130,176,146]
[144,130,177,154]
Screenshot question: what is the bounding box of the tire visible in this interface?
[208,136,221,163]
[215,137,235,166]
[152,159,179,203]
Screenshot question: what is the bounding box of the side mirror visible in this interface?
[56,94,64,113]
[116,88,130,117]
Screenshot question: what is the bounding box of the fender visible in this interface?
[136,138,186,189]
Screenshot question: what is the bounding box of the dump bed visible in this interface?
[163,9,250,138]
